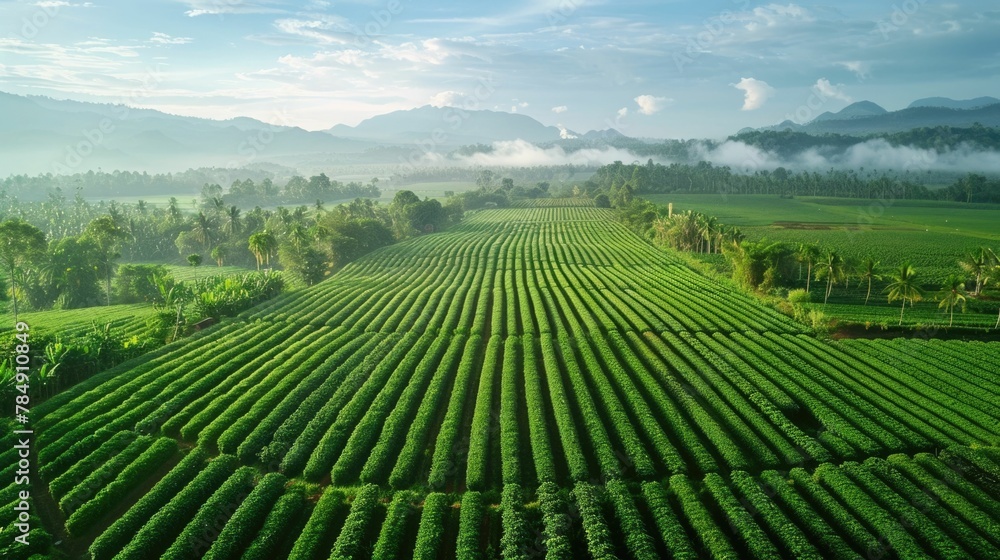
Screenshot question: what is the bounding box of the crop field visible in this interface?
[161,264,257,282]
[647,194,1000,327]
[4,204,999,559]
[649,195,999,284]
[0,303,152,339]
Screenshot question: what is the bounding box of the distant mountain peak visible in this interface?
[324,105,568,145]
[907,96,1000,110]
[834,101,887,118]
[755,96,1000,135]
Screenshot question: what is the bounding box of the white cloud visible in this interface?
[744,3,815,31]
[617,107,628,117]
[551,105,568,113]
[838,61,870,80]
[449,139,645,167]
[177,0,283,17]
[557,125,577,139]
[634,94,671,115]
[34,1,93,7]
[813,78,851,102]
[380,38,466,65]
[274,18,352,45]
[429,91,468,107]
[732,77,775,110]
[150,32,193,45]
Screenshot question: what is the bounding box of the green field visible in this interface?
[381,181,478,201]
[646,194,1000,327]
[0,303,153,339]
[646,194,1000,239]
[8,203,999,559]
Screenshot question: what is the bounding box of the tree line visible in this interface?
[588,160,1000,203]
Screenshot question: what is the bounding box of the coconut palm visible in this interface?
[936,274,967,327]
[222,205,242,237]
[860,258,881,305]
[248,230,278,270]
[815,250,845,304]
[796,243,820,293]
[190,211,217,253]
[884,263,924,326]
[959,248,995,296]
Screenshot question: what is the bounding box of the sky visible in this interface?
[1,0,998,139]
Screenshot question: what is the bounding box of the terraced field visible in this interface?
[5,204,999,559]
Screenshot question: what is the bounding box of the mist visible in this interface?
[692,139,1000,174]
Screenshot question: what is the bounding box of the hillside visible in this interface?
[13,202,1000,559]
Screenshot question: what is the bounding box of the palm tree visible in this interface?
[190,211,217,252]
[815,250,844,304]
[698,215,718,254]
[222,205,242,237]
[796,243,820,293]
[167,197,182,224]
[860,258,881,305]
[248,230,277,270]
[936,274,967,327]
[884,263,924,326]
[959,248,994,296]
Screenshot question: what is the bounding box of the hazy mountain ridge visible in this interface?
[327,105,577,145]
[764,97,1000,135]
[0,92,623,175]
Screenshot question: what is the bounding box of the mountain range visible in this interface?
[1,91,998,176]
[0,92,627,175]
[764,96,1000,135]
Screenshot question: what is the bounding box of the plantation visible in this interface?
[4,203,999,558]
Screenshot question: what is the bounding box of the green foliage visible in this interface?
[787,288,811,303]
[329,484,382,560]
[456,491,484,560]
[413,492,449,560]
[66,437,179,536]
[288,486,347,560]
[114,264,169,304]
[89,448,209,559]
[240,488,307,560]
[189,271,283,320]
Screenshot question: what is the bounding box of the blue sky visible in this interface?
[1,0,998,138]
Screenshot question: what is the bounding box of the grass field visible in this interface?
[0,303,152,338]
[380,181,478,201]
[648,194,1000,327]
[646,194,1000,239]
[10,202,999,559]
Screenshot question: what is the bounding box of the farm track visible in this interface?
[7,204,999,559]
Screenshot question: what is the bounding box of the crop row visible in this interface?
[89,445,992,559]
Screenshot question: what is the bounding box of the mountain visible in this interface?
[812,101,887,122]
[763,98,1000,135]
[908,96,1000,110]
[0,92,633,175]
[581,128,626,141]
[0,92,372,175]
[327,105,568,146]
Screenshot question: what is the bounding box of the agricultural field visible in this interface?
[0,304,152,339]
[649,194,1000,328]
[380,181,480,201]
[4,203,999,559]
[159,264,257,282]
